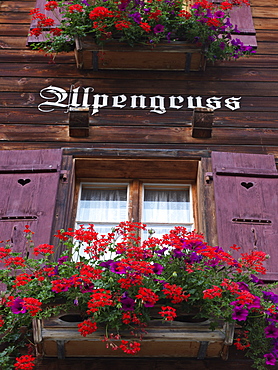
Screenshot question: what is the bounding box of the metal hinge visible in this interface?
[60,170,69,182]
[205,172,213,183]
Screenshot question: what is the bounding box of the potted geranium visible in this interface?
[28,0,256,71]
[0,222,277,370]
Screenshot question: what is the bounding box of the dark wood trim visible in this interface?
[51,152,75,259]
[63,148,209,159]
[196,157,218,246]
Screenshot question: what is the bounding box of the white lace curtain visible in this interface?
[143,188,190,224]
[76,185,192,235]
[77,186,127,234]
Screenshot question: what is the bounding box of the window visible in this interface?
[76,181,193,238]
[1,150,278,278]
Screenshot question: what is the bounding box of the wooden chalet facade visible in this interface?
[0,0,278,369]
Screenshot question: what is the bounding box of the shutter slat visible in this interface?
[212,152,278,281]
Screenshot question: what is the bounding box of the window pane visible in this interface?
[142,186,193,238]
[76,184,128,228]
[143,188,190,223]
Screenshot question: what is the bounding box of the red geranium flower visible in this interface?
[14,355,35,370]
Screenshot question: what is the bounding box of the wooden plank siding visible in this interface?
[0,0,278,156]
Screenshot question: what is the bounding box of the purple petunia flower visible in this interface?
[232,306,249,321]
[248,297,261,309]
[225,18,233,28]
[233,24,241,34]
[250,274,264,284]
[130,12,141,24]
[153,24,164,34]
[173,249,185,258]
[10,298,27,314]
[187,252,202,263]
[237,282,249,291]
[155,247,168,257]
[118,0,131,10]
[58,256,68,265]
[265,324,278,339]
[152,263,164,275]
[264,353,277,366]
[121,295,135,311]
[219,42,226,50]
[110,261,127,274]
[80,283,95,293]
[214,10,225,18]
[99,260,114,269]
[74,298,79,306]
[206,9,213,18]
[263,291,278,304]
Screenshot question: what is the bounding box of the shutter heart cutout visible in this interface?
[18,179,31,186]
[241,181,254,190]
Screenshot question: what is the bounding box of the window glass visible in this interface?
[76,182,193,238]
[142,184,193,238]
[76,183,128,234]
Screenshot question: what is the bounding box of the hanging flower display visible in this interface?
[29,0,255,62]
[0,221,277,369]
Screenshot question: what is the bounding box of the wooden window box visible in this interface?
[33,313,234,359]
[74,36,206,72]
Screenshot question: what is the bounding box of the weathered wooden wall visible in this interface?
[0,0,278,157]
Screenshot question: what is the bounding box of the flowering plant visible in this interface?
[0,222,277,370]
[29,0,255,62]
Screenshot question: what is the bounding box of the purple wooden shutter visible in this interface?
[212,1,257,47]
[229,4,257,47]
[212,152,278,280]
[0,149,62,258]
[27,0,62,44]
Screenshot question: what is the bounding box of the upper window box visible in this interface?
[74,36,206,72]
[28,0,256,71]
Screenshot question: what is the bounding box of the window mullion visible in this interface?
[128,180,141,222]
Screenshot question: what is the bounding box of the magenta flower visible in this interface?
[152,263,164,275]
[10,298,27,314]
[58,255,68,265]
[265,324,278,339]
[80,283,95,293]
[121,296,135,311]
[214,10,225,18]
[110,261,127,274]
[247,297,261,309]
[231,306,249,321]
[263,291,278,304]
[99,260,113,269]
[153,24,164,34]
[250,274,264,284]
[264,353,276,366]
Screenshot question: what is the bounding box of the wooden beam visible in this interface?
[69,108,89,138]
[192,108,214,139]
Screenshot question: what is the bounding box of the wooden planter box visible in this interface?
[33,313,234,360]
[74,36,206,72]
